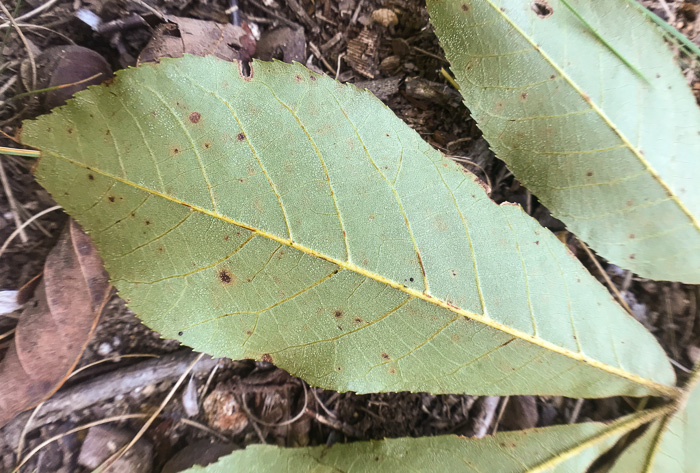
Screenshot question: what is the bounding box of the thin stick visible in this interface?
[0,161,26,242]
[16,401,45,461]
[490,396,509,435]
[0,0,60,29]
[0,205,62,258]
[97,353,206,471]
[13,414,149,472]
[0,0,36,89]
[9,71,103,103]
[568,398,584,424]
[68,354,160,378]
[578,239,634,315]
[240,382,308,427]
[179,418,229,442]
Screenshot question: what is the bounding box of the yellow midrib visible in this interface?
[483,1,700,234]
[44,150,676,397]
[528,405,673,473]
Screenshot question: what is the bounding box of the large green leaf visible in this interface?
[427,0,700,283]
[609,366,700,472]
[181,407,669,473]
[21,55,675,397]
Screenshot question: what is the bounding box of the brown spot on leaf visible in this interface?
[310,75,316,81]
[334,310,343,319]
[535,241,540,245]
[531,0,553,18]
[261,354,273,363]
[629,234,635,239]
[237,133,246,141]
[550,74,556,79]
[108,196,115,203]
[521,92,528,100]
[218,269,235,285]
[87,174,94,181]
[354,317,363,324]
[388,368,396,375]
[145,220,151,225]
[204,142,211,149]
[381,352,390,360]
[294,74,303,82]
[629,254,636,260]
[586,171,593,177]
[224,235,230,241]
[171,146,181,156]
[189,112,201,123]
[67,127,73,134]
[178,331,184,336]
[461,4,469,12]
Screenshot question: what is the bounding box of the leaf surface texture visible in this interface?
[427,0,700,282]
[181,409,666,473]
[22,56,674,397]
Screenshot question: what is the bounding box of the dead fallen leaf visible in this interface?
[0,220,111,427]
[138,16,256,65]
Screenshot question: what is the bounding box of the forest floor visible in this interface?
[0,0,699,472]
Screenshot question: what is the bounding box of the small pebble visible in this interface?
[97,342,112,356]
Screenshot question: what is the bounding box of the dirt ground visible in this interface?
[0,0,699,472]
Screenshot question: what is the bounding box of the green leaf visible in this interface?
[427,0,700,283]
[609,366,700,472]
[181,408,668,473]
[21,55,675,397]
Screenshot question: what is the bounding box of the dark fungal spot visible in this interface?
[550,74,556,79]
[629,254,636,260]
[204,142,211,149]
[586,171,593,177]
[532,1,553,18]
[145,220,151,225]
[108,196,115,203]
[237,132,246,141]
[521,92,528,100]
[189,112,201,123]
[409,277,414,282]
[218,269,234,285]
[381,352,390,360]
[178,331,183,336]
[334,310,343,319]
[354,317,363,324]
[294,74,303,82]
[88,174,94,180]
[310,75,316,81]
[67,127,73,134]
[461,4,469,12]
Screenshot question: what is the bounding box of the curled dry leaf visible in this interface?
[0,219,110,427]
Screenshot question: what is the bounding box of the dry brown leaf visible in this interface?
[138,16,256,65]
[0,220,110,427]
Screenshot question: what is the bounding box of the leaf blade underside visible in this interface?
[23,56,675,397]
[427,0,700,283]
[180,408,669,473]
[609,366,700,472]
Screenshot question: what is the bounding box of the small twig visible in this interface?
[308,41,335,75]
[311,388,337,419]
[412,46,447,63]
[97,353,206,471]
[490,396,509,435]
[237,393,267,444]
[350,0,364,24]
[0,161,27,242]
[335,52,344,80]
[578,239,634,315]
[240,382,308,427]
[69,354,160,379]
[16,401,45,462]
[304,408,361,438]
[0,0,36,90]
[179,418,229,442]
[0,205,62,258]
[248,0,301,29]
[13,414,149,472]
[568,398,584,424]
[0,0,60,29]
